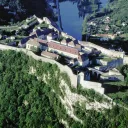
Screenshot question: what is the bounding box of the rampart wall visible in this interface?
[78,72,104,94]
[107,58,123,67]
[80,41,124,58]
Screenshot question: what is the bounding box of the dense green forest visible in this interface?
[0,50,128,128]
[0,0,46,24]
[0,0,46,15]
[0,50,64,128]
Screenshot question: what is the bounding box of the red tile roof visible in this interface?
[27,38,79,56]
[41,51,59,59]
[48,41,79,55]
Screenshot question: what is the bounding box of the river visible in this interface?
[57,0,108,40]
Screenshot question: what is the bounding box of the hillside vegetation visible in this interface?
[0,50,128,128]
[82,0,128,40]
[107,0,128,35]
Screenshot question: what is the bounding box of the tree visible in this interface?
[82,17,88,35]
[125,73,128,86]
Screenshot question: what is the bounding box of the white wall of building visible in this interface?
[124,56,128,64]
[26,43,38,50]
[78,72,104,94]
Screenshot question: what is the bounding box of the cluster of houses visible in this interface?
[88,16,128,41]
[18,27,90,67]
[17,16,124,83]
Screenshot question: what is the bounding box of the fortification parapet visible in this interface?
[80,41,124,58]
[78,72,104,94]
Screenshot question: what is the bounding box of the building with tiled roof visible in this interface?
[41,51,59,60]
[26,37,81,59]
[47,41,79,58]
[26,38,40,52]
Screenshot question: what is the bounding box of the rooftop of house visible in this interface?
[37,37,81,52]
[60,39,81,50]
[48,41,79,55]
[41,51,59,59]
[27,38,40,47]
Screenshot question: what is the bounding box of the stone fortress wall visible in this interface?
[97,58,123,67]
[78,72,104,94]
[80,41,124,58]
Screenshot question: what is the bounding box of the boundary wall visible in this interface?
[78,72,104,94]
[80,41,124,58]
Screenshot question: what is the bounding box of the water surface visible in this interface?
[59,1,83,40]
[58,0,108,40]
